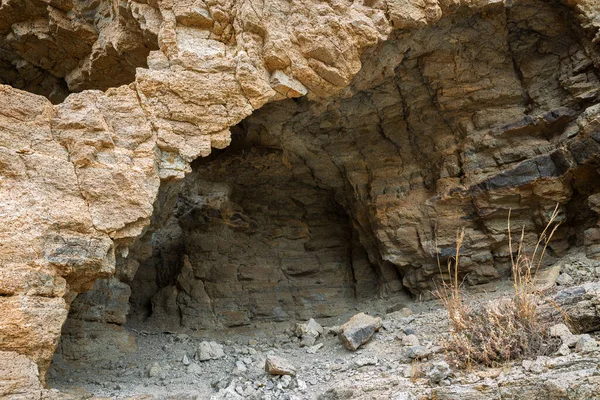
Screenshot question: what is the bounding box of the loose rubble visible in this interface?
[47,280,600,399]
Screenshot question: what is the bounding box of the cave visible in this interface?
[2,0,600,398]
[128,124,385,330]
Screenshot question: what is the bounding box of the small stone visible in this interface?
[575,334,599,353]
[353,356,378,368]
[147,362,162,378]
[393,392,417,400]
[404,346,428,360]
[182,354,190,366]
[556,343,571,356]
[187,363,202,375]
[242,357,252,365]
[281,374,292,389]
[234,360,247,374]
[197,341,225,361]
[426,360,451,384]
[175,334,190,342]
[296,318,323,347]
[387,308,414,319]
[306,343,324,354]
[556,273,574,286]
[300,335,317,347]
[534,264,561,291]
[549,323,578,347]
[297,379,307,392]
[338,313,382,351]
[319,388,354,399]
[523,356,547,374]
[306,318,324,335]
[402,334,420,347]
[265,355,296,376]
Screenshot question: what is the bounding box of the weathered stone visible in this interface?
[295,318,324,338]
[534,265,562,292]
[404,345,429,360]
[271,70,309,98]
[575,334,599,353]
[0,351,43,398]
[197,341,225,361]
[550,323,578,347]
[264,355,296,376]
[306,343,324,354]
[338,313,382,351]
[427,360,452,384]
[556,273,574,286]
[402,334,421,347]
[147,362,162,378]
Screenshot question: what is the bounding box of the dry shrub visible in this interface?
[435,206,563,369]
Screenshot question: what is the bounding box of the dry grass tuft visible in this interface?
[435,205,563,369]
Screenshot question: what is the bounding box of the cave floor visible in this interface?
[47,253,600,400]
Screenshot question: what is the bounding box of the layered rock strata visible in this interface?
[0,0,599,397]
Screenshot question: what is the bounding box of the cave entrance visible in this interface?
[47,121,388,389]
[128,123,382,330]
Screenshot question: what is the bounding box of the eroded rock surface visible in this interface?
[0,0,599,398]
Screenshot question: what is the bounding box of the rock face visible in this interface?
[0,0,396,389]
[244,0,600,296]
[129,143,379,329]
[0,0,599,397]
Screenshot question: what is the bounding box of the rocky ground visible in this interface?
[47,252,600,400]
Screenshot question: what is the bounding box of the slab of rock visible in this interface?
[353,356,378,368]
[387,307,414,319]
[306,343,324,354]
[549,323,578,347]
[197,341,225,361]
[402,334,420,347]
[295,318,324,337]
[404,345,429,360]
[338,313,382,351]
[534,264,562,292]
[265,355,296,376]
[575,334,599,353]
[427,360,451,384]
[556,273,574,286]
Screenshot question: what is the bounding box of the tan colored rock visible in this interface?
[265,355,297,376]
[339,313,382,351]
[387,0,443,29]
[0,351,43,398]
[271,70,309,98]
